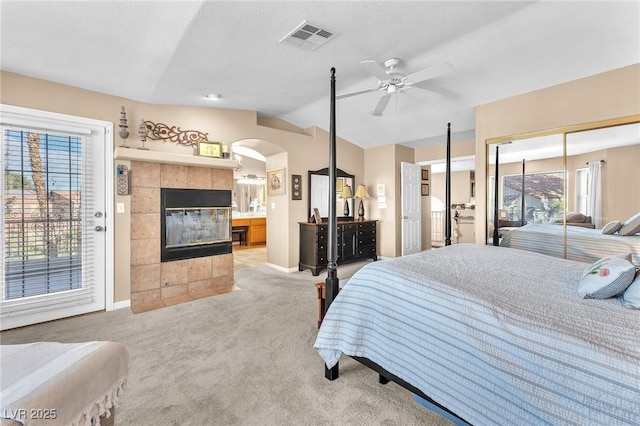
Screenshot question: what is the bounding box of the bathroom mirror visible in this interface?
[233,175,266,216]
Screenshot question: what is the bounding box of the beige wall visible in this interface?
[362,143,422,258]
[364,145,396,258]
[414,139,475,162]
[1,71,365,303]
[475,64,640,243]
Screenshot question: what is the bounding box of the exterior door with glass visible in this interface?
[1,105,111,330]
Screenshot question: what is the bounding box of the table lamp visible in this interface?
[340,185,352,216]
[354,184,371,220]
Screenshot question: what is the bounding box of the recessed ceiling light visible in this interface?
[205,93,222,100]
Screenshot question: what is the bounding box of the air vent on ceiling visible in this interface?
[279,20,337,51]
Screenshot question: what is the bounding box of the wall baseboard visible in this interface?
[112,300,131,311]
[265,262,299,273]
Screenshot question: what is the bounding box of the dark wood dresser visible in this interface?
[299,220,377,276]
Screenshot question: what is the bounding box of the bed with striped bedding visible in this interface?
[314,244,640,425]
[500,223,640,264]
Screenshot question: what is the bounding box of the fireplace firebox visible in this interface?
[160,188,232,262]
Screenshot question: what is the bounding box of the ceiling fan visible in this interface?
[337,58,453,116]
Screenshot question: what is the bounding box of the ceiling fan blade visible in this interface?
[404,62,454,85]
[371,93,392,116]
[360,60,390,81]
[336,87,377,100]
[405,85,443,100]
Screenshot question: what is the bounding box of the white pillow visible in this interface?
[622,270,640,309]
[601,220,622,235]
[578,256,636,299]
[619,212,640,236]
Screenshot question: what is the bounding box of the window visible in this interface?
[3,129,83,299]
[502,171,564,223]
[576,167,589,215]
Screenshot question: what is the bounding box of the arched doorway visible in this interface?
[230,139,286,270]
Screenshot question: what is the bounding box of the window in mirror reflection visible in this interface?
[502,171,564,223]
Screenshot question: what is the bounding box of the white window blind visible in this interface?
[1,126,98,323]
[576,168,589,215]
[2,127,94,307]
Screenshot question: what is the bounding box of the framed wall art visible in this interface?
[267,168,285,196]
[421,183,430,196]
[291,174,302,200]
[421,169,429,181]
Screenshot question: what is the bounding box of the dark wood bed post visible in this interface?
[492,145,500,245]
[444,123,452,246]
[521,159,526,226]
[324,67,340,381]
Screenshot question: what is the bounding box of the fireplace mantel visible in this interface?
[114,147,238,169]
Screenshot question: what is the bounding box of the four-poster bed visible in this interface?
[315,68,640,425]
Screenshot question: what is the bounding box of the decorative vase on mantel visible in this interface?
[118,106,130,148]
[138,119,149,150]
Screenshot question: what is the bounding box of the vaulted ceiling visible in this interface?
[1,1,638,149]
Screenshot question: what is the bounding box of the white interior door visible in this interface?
[1,105,112,330]
[401,161,421,256]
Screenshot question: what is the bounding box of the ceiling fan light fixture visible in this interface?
[338,57,453,116]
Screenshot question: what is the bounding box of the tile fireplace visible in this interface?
[160,188,232,262]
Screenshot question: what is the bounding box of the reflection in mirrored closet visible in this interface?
[486,117,640,263]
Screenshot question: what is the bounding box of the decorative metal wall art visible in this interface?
[143,121,208,146]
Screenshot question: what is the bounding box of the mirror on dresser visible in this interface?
[308,168,354,221]
[486,117,640,262]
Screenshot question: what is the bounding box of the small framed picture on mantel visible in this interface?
[197,141,221,158]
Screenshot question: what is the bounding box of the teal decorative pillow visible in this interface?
[578,256,636,299]
[622,270,640,309]
[619,212,640,236]
[602,220,622,235]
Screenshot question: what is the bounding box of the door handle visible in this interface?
[95,226,105,232]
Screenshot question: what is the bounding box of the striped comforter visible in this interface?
[314,244,640,426]
[500,223,640,264]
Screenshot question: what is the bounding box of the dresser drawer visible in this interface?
[357,244,376,257]
[341,223,358,232]
[358,228,376,238]
[358,222,376,231]
[358,236,376,246]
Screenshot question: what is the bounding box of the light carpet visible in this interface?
[1,262,452,426]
